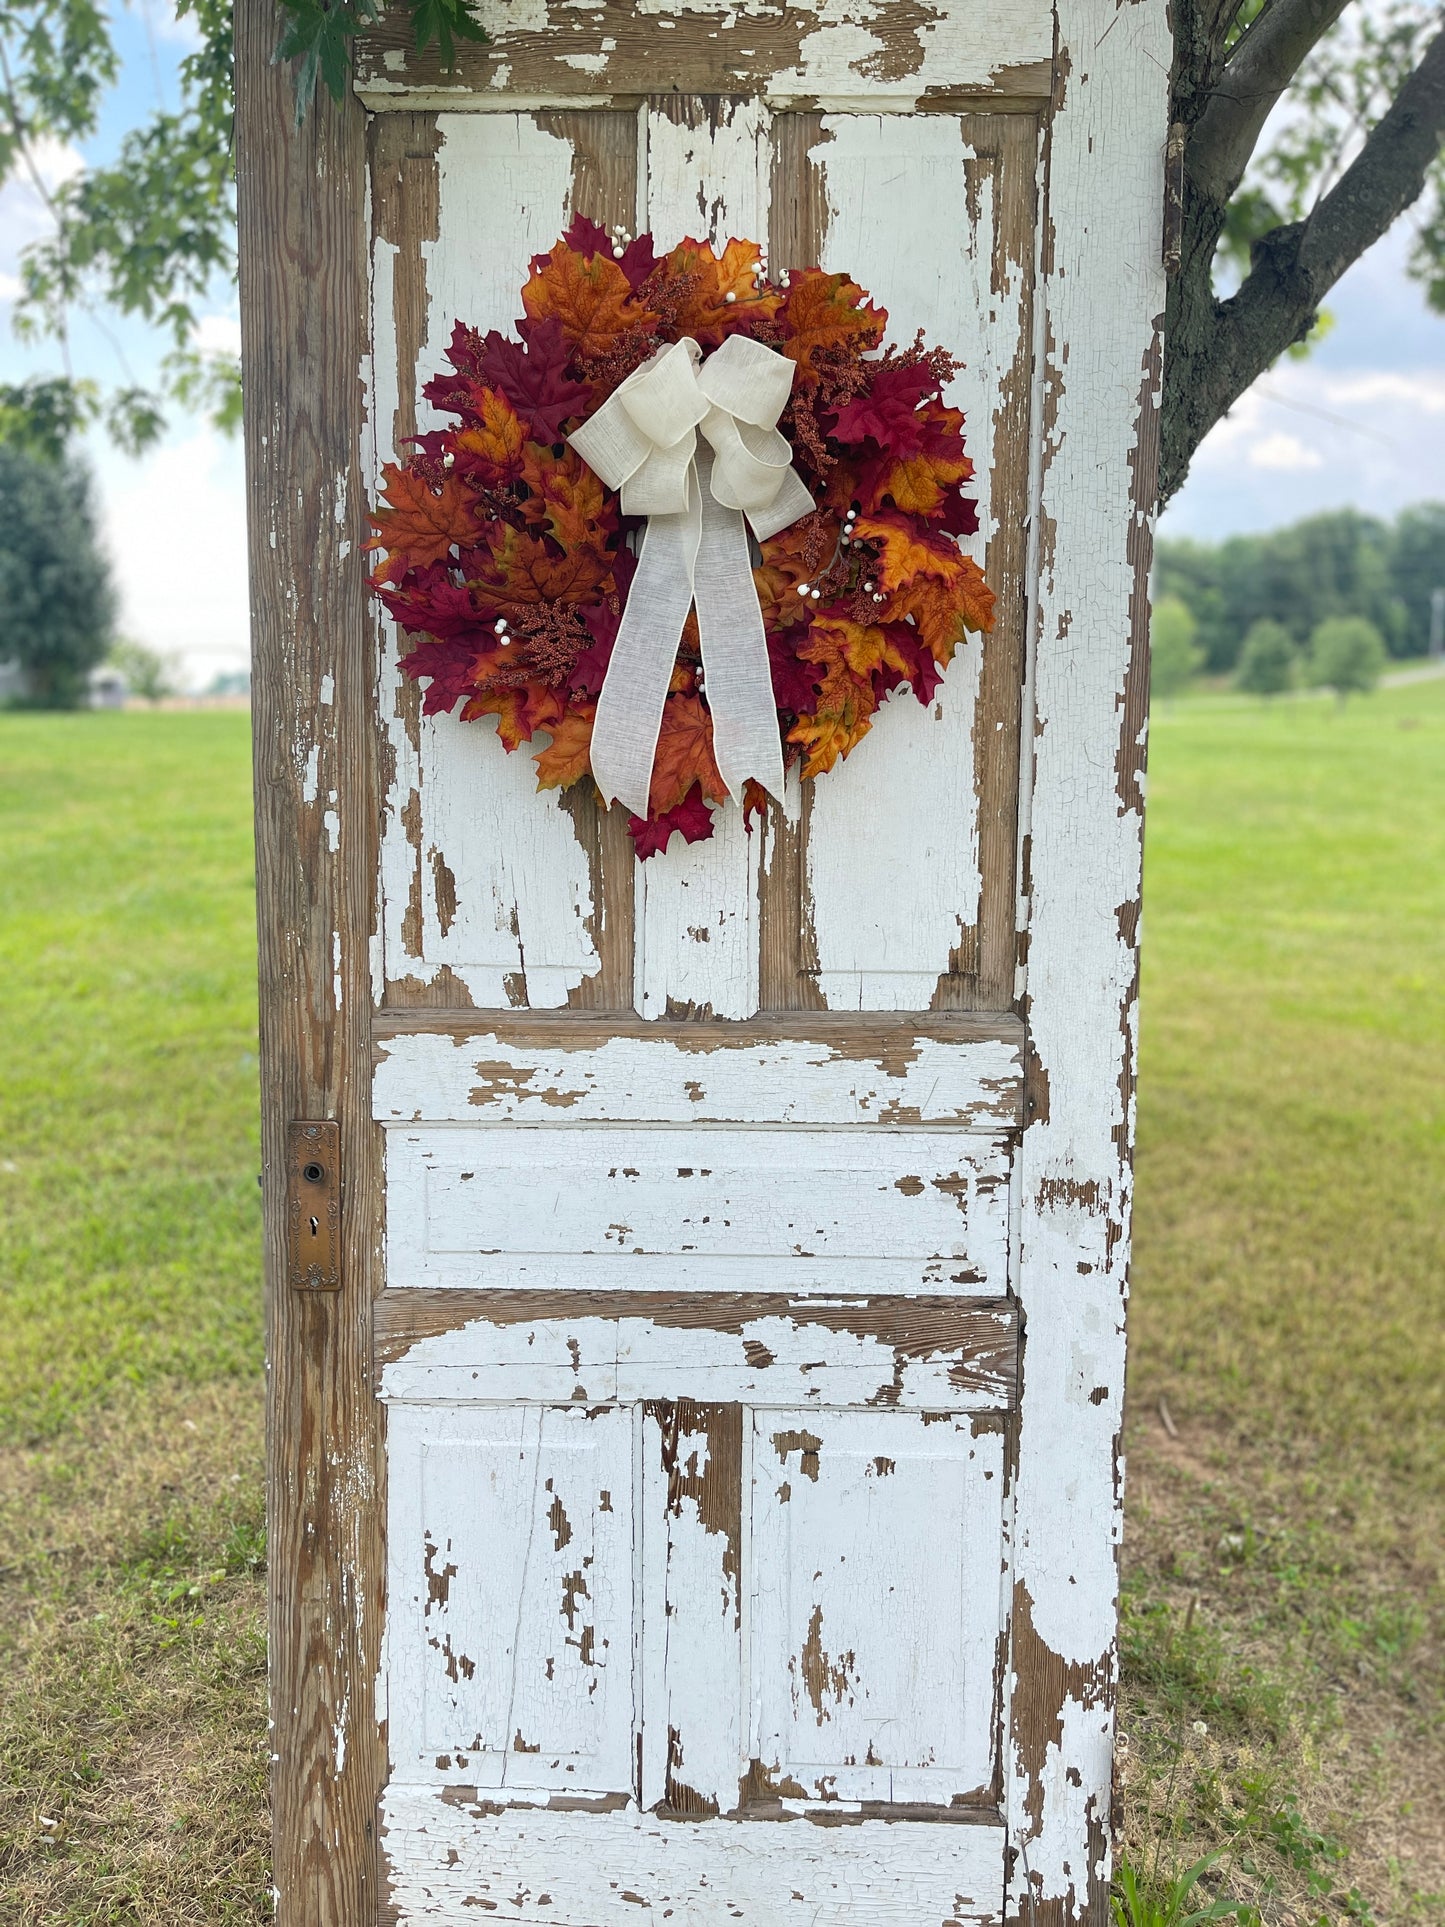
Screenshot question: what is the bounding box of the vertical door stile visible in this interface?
[633,96,773,1021]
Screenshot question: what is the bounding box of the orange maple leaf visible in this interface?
[649,692,729,815]
[781,270,886,381]
[453,390,526,478]
[533,703,596,790]
[787,658,878,780]
[653,238,783,345]
[463,683,565,751]
[522,245,652,359]
[473,525,614,609]
[518,444,615,550]
[754,525,816,630]
[872,450,976,517]
[368,463,487,570]
[887,562,996,665]
[802,612,912,682]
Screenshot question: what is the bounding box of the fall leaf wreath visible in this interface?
[368,218,995,859]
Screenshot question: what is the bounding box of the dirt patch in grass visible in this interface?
[0,1377,268,1925]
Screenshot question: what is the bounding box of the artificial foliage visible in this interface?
[368,221,995,858]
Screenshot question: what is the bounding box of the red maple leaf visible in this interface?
[428,317,592,442]
[628,783,717,858]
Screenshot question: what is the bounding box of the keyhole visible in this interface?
[309,1215,319,1238]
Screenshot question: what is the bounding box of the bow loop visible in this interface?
[566,332,812,821]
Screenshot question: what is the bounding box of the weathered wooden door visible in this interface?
[236,0,1169,1919]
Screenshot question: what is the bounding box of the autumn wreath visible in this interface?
[368,218,995,858]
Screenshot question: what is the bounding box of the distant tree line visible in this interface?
[1154,504,1445,675]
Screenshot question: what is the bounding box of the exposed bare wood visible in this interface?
[371,1003,1025,1047]
[352,1,1055,111]
[235,0,384,1916]
[941,110,1036,1011]
[374,1285,1020,1376]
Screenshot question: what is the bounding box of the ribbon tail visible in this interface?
[692,446,787,809]
[589,485,702,819]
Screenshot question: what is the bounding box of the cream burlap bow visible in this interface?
[568,333,814,820]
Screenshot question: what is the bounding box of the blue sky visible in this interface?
[2,8,1443,685]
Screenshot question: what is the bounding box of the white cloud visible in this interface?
[89,426,250,690]
[192,313,242,358]
[1322,370,1445,414]
[1247,431,1325,472]
[0,138,85,285]
[135,0,204,50]
[0,272,20,302]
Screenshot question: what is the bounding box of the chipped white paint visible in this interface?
[373,1023,1024,1129]
[380,1785,1006,1922]
[634,99,771,1021]
[354,0,1052,116]
[374,114,604,1006]
[387,1403,636,1792]
[1003,0,1170,1912]
[380,1305,1017,1408]
[751,1411,1003,1804]
[354,9,1168,1919]
[803,115,1001,1009]
[385,1124,1012,1294]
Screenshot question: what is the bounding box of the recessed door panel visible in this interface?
[387,1403,636,1794]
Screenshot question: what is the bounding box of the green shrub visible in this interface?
[0,445,116,708]
[1234,619,1296,697]
[1152,595,1204,699]
[1306,616,1386,698]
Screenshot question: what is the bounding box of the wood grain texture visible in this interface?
[374,1289,1021,1408]
[379,1785,1006,1925]
[945,111,1036,1011]
[235,0,384,1916]
[352,0,1054,114]
[372,1016,1025,1129]
[1003,2,1170,1921]
[759,122,830,1012]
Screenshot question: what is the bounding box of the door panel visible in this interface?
[385,1124,1012,1294]
[379,1785,1007,1925]
[750,1410,1004,1806]
[387,1404,636,1794]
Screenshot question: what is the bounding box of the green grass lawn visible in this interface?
[0,713,263,1442]
[0,689,1441,1923]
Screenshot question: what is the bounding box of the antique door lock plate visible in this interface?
[286,1120,341,1291]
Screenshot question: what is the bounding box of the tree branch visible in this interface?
[1161,20,1445,501]
[1187,0,1356,205]
[1298,18,1445,286]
